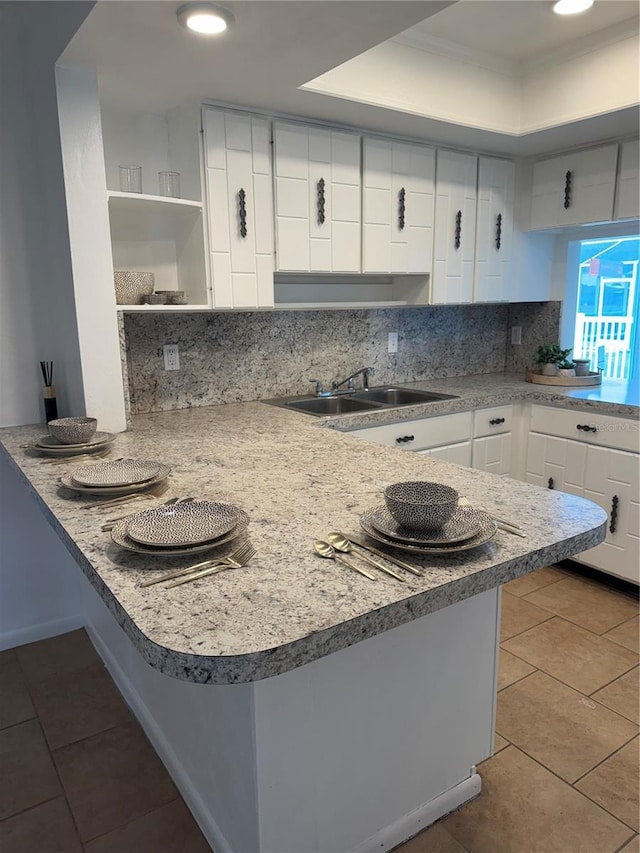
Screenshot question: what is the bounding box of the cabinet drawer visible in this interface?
[529,405,639,453]
[473,405,513,438]
[349,412,472,452]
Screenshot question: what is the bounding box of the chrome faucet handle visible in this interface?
[363,366,375,390]
[309,379,324,397]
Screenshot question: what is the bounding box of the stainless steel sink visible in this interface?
[352,388,459,405]
[267,385,460,417]
[283,396,382,416]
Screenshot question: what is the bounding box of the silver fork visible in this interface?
[167,542,256,588]
[138,541,255,588]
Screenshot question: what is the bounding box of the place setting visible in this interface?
[106,499,255,588]
[25,416,117,460]
[358,481,499,556]
[59,457,172,501]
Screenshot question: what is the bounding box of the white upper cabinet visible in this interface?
[202,107,274,308]
[362,138,435,275]
[431,150,477,304]
[529,143,618,230]
[614,140,639,221]
[273,122,361,273]
[473,157,514,303]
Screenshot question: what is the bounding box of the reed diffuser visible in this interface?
[40,361,58,422]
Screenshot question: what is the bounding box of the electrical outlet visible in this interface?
[511,326,522,345]
[388,332,398,353]
[163,344,180,371]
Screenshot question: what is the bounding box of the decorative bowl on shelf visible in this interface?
[48,417,97,445]
[144,293,167,305]
[114,271,155,305]
[383,481,459,532]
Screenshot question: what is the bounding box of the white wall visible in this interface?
[0,2,94,428]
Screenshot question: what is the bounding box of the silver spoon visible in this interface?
[327,532,406,582]
[313,540,376,581]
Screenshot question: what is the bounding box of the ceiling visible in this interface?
[59,0,640,157]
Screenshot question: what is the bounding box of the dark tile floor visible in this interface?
[0,568,637,852]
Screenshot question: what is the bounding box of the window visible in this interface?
[570,235,639,381]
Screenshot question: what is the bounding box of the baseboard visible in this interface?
[0,614,84,651]
[349,772,481,853]
[559,560,639,598]
[85,623,228,853]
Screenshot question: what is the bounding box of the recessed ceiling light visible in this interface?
[176,3,234,35]
[552,0,595,15]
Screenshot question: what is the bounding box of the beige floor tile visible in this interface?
[496,671,637,783]
[493,733,509,754]
[54,720,178,842]
[0,796,83,853]
[502,566,565,598]
[497,649,536,691]
[502,617,638,695]
[84,799,211,853]
[443,746,633,853]
[604,616,640,653]
[576,737,640,833]
[16,629,100,686]
[394,821,468,853]
[0,658,35,730]
[620,835,640,852]
[31,662,132,750]
[593,666,640,725]
[500,592,553,641]
[523,576,639,635]
[0,719,62,820]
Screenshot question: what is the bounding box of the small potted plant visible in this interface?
[556,356,576,377]
[535,344,573,376]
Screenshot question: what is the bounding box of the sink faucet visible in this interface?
[331,366,375,393]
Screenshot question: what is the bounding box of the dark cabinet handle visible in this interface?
[564,171,572,210]
[395,435,415,444]
[495,213,502,250]
[398,187,406,231]
[609,495,619,534]
[238,188,247,238]
[454,210,462,249]
[548,477,554,489]
[576,424,598,433]
[489,417,505,426]
[317,178,326,225]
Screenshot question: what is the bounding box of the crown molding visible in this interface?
[522,16,639,73]
[390,31,519,78]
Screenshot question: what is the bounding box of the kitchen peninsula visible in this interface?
[0,394,607,853]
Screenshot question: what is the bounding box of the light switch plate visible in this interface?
[511,326,522,345]
[388,332,398,353]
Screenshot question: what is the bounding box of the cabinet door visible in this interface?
[524,433,587,495]
[529,144,618,229]
[363,138,435,274]
[472,433,512,476]
[418,441,472,467]
[203,108,274,308]
[474,157,514,303]
[579,446,639,584]
[274,122,361,273]
[614,140,639,221]
[432,150,477,304]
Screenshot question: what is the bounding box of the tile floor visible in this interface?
[0,567,637,852]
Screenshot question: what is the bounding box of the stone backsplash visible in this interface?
[122,302,561,414]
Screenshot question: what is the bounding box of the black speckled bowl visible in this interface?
[48,417,97,445]
[384,481,459,532]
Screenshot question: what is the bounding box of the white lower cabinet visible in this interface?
[472,405,515,476]
[525,405,639,585]
[348,411,473,460]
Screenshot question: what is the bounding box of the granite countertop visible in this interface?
[309,373,639,432]
[0,377,611,684]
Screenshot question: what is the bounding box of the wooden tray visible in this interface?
[526,369,602,387]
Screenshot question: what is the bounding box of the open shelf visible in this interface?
[107,191,202,213]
